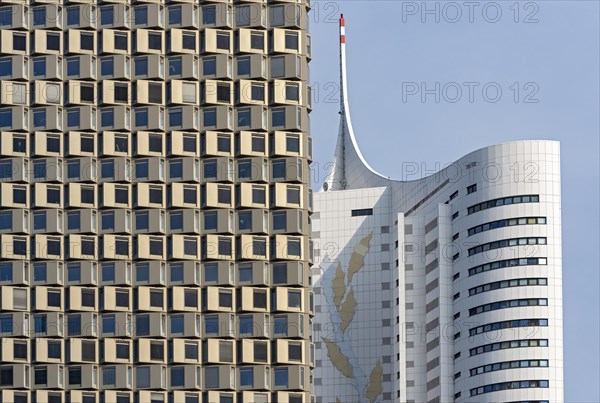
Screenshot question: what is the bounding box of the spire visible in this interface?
[322,14,388,192]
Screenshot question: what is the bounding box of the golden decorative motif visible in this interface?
[322,337,353,378]
[339,287,356,332]
[365,360,383,403]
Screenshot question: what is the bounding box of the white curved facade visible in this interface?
[311,15,563,403]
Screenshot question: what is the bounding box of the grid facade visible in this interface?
[0,0,314,401]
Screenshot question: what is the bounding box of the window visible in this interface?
[46,33,60,51]
[218,237,232,256]
[67,6,80,26]
[237,57,250,76]
[273,263,287,284]
[115,289,129,307]
[68,365,81,385]
[0,109,12,129]
[183,135,197,152]
[170,57,183,76]
[34,314,47,334]
[183,186,197,204]
[100,211,114,231]
[135,262,149,283]
[270,5,285,26]
[136,367,150,388]
[204,315,218,336]
[13,135,26,153]
[102,263,115,283]
[98,5,114,25]
[468,194,540,215]
[116,343,129,359]
[80,32,94,51]
[81,340,95,361]
[47,237,61,256]
[67,108,81,128]
[101,57,114,76]
[217,186,231,204]
[240,368,253,388]
[81,186,95,204]
[468,236,547,257]
[171,263,184,283]
[135,5,148,25]
[68,314,82,336]
[33,109,47,128]
[467,183,477,194]
[218,290,232,308]
[135,159,148,179]
[185,343,198,360]
[249,238,264,257]
[252,186,266,204]
[254,341,267,362]
[251,32,264,50]
[203,5,216,25]
[169,108,182,127]
[135,211,149,231]
[469,298,548,317]
[13,288,27,309]
[79,134,95,153]
[170,211,183,230]
[285,32,299,50]
[150,341,164,360]
[46,289,61,308]
[204,263,218,284]
[115,186,129,204]
[169,5,182,25]
[251,135,265,152]
[101,108,115,127]
[239,315,253,336]
[67,57,80,78]
[288,290,301,308]
[203,108,216,127]
[81,237,95,256]
[286,83,300,102]
[35,367,48,385]
[103,367,116,386]
[182,32,196,50]
[184,290,198,307]
[150,289,163,307]
[148,32,162,51]
[216,83,231,103]
[237,264,252,284]
[33,58,46,77]
[133,57,148,77]
[149,186,163,204]
[67,160,80,179]
[204,367,219,389]
[13,33,26,51]
[115,135,128,152]
[184,238,198,256]
[171,315,184,334]
[115,237,129,256]
[14,341,27,359]
[287,186,301,205]
[219,341,233,362]
[136,314,150,336]
[81,289,95,307]
[33,6,46,26]
[238,211,252,231]
[34,211,47,231]
[288,342,302,361]
[253,290,267,309]
[171,367,184,387]
[251,84,264,101]
[0,58,11,78]
[0,262,12,281]
[272,108,285,127]
[114,33,128,51]
[216,32,230,50]
[80,84,94,102]
[274,368,288,387]
[13,186,26,204]
[102,315,115,335]
[68,263,81,282]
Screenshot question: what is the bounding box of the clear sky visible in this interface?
[308,1,600,401]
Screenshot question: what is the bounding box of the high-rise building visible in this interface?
[312,15,563,403]
[0,1,314,401]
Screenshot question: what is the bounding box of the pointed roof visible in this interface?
[322,15,390,192]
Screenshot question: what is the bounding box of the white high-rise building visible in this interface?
[311,15,564,403]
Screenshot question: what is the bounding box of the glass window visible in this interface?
[218,290,232,308]
[184,238,198,256]
[270,5,285,26]
[204,315,218,335]
[135,108,149,127]
[101,211,114,231]
[238,264,253,283]
[136,367,150,388]
[203,5,216,25]
[136,314,149,336]
[34,263,47,282]
[136,263,149,283]
[68,314,81,336]
[273,263,287,284]
[170,211,183,230]
[0,58,12,78]
[169,108,182,127]
[46,33,60,51]
[0,262,12,281]
[216,32,230,50]
[13,33,26,51]
[202,57,215,76]
[101,57,114,76]
[287,186,301,204]
[102,315,115,335]
[217,186,231,204]
[135,57,148,77]
[67,6,80,26]
[183,135,197,152]
[218,237,232,256]
[238,211,252,231]
[80,32,94,51]
[204,263,218,283]
[33,109,47,128]
[182,33,195,50]
[101,108,114,127]
[251,135,265,152]
[67,263,81,282]
[240,368,253,388]
[0,109,12,129]
[170,57,183,76]
[67,108,81,128]
[271,56,285,77]
[203,108,216,127]
[252,186,266,204]
[170,367,184,387]
[135,159,148,179]
[34,211,46,230]
[171,315,184,334]
[135,211,149,230]
[288,290,301,308]
[102,263,115,282]
[185,342,198,360]
[103,367,116,386]
[217,135,231,152]
[101,6,114,25]
[251,32,264,50]
[169,5,182,25]
[148,32,162,51]
[285,32,298,50]
[67,57,80,76]
[135,5,148,25]
[114,33,128,50]
[204,367,218,389]
[33,57,46,77]
[150,290,163,307]
[274,367,288,387]
[170,263,184,283]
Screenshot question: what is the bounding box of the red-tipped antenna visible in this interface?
[340,14,345,44]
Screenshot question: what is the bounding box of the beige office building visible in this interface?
[0,0,314,401]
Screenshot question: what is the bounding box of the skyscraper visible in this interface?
[0,1,314,401]
[312,15,563,403]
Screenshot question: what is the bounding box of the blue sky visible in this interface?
[308,1,600,401]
